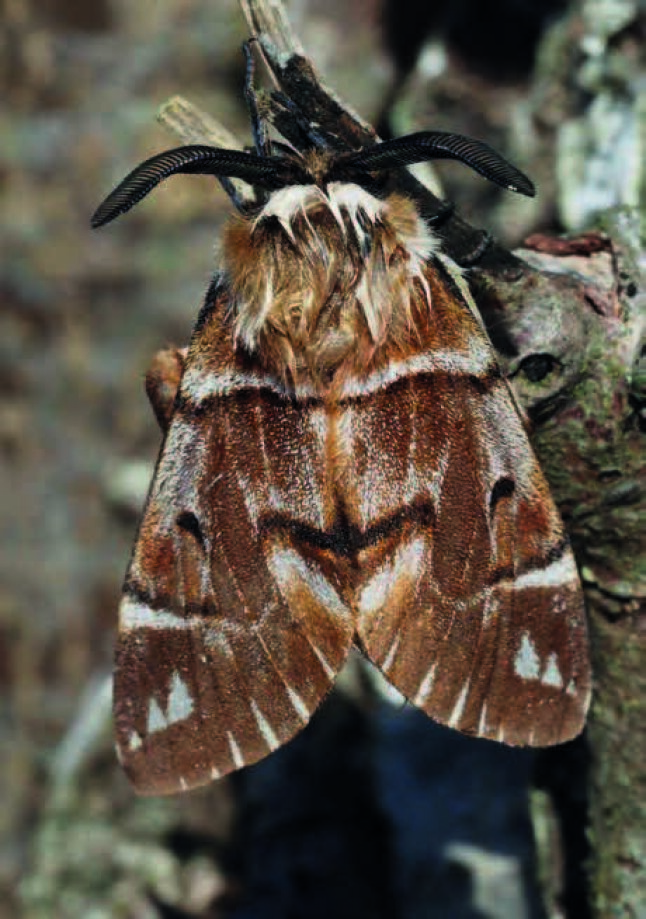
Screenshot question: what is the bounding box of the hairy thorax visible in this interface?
[220,183,439,387]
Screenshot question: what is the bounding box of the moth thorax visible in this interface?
[221,185,439,383]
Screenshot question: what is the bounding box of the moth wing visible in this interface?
[114,295,354,794]
[348,271,591,746]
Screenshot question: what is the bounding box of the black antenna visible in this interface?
[91,145,310,228]
[329,131,535,197]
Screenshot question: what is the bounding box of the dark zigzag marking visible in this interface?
[122,507,571,622]
[255,508,570,580]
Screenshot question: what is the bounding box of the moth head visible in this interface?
[90,133,534,229]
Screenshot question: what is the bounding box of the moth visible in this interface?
[93,65,590,796]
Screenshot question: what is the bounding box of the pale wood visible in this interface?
[157,95,243,149]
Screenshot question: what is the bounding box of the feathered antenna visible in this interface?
[329,132,535,197]
[91,145,310,228]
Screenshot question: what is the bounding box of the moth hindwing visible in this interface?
[94,100,589,796]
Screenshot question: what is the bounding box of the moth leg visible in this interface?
[424,199,455,227]
[144,346,187,433]
[242,39,272,157]
[457,230,493,266]
[422,202,492,267]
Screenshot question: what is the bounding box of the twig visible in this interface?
[157,95,243,149]
[240,0,304,56]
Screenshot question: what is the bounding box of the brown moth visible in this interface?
[93,74,590,796]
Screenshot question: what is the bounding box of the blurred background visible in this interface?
[2,1,641,917]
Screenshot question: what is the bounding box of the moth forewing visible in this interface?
[305,255,591,747]
[114,285,356,794]
[97,115,589,794]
